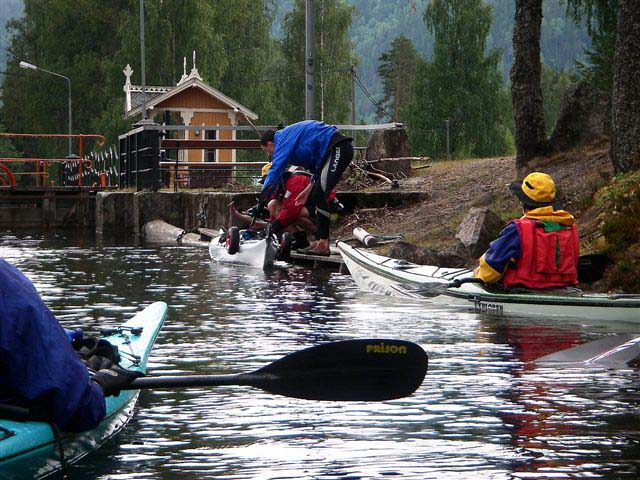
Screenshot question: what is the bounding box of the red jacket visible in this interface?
[273,172,335,228]
[501,217,579,289]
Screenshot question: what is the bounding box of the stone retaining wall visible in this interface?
[96,191,427,238]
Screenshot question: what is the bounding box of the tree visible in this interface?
[566,0,618,93]
[376,36,418,122]
[403,0,512,159]
[279,0,357,123]
[510,0,548,172]
[1,0,280,157]
[610,0,640,173]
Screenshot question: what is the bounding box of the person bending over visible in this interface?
[259,120,353,256]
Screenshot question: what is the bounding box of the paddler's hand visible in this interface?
[295,181,314,206]
[93,366,143,397]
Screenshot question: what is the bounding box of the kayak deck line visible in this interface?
[337,242,640,321]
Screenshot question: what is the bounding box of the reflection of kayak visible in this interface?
[209,227,280,270]
[337,241,640,322]
[0,302,167,479]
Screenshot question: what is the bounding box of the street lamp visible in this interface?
[19,61,73,156]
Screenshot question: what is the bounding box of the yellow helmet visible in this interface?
[261,162,272,177]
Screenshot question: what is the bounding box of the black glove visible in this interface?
[92,366,143,397]
[270,219,284,235]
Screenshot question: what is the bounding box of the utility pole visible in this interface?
[136,0,153,126]
[305,0,315,120]
[350,64,356,148]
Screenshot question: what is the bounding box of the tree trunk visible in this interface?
[610,0,640,173]
[510,0,548,173]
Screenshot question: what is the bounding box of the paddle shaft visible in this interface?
[417,253,610,295]
[127,373,270,390]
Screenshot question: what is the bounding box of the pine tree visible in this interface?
[377,36,418,122]
[566,0,618,93]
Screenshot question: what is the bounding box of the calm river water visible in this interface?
[2,231,640,479]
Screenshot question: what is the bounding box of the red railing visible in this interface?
[0,133,105,187]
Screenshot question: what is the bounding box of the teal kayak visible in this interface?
[0,301,167,479]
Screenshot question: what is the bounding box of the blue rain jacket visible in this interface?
[261,120,337,196]
[0,259,105,432]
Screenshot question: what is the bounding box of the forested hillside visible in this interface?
[0,0,24,69]
[2,0,591,123]
[272,0,590,122]
[1,0,596,163]
[350,0,590,121]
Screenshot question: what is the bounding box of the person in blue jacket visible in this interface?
[0,258,140,432]
[260,120,353,256]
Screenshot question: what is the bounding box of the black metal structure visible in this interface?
[118,125,161,191]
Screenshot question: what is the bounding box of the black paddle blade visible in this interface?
[251,339,428,401]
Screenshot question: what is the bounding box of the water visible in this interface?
[2,231,640,479]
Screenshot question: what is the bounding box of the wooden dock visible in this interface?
[289,246,347,272]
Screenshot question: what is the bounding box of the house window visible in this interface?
[205,129,216,162]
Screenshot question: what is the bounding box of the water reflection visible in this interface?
[2,230,640,479]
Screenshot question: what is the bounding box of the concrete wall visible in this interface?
[0,189,95,229]
[96,190,428,237]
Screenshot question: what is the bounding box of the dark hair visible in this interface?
[260,129,276,146]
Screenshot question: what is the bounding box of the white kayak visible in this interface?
[337,241,640,322]
[209,226,286,270]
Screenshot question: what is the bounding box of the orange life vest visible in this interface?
[502,218,579,289]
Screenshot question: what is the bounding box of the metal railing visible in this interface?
[159,161,265,191]
[0,133,105,187]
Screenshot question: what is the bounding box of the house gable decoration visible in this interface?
[123,52,258,120]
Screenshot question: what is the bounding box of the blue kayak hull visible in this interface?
[0,301,167,479]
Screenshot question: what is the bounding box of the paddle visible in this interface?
[535,334,640,367]
[126,338,428,401]
[406,277,484,297]
[402,252,612,298]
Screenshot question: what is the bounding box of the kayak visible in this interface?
[0,301,167,479]
[337,241,640,322]
[209,226,287,270]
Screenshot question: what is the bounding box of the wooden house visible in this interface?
[122,52,258,167]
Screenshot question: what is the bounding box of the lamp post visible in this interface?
[19,61,73,156]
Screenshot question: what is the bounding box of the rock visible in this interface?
[387,241,428,265]
[368,157,412,178]
[387,241,470,268]
[365,127,410,162]
[549,82,610,151]
[439,242,471,268]
[455,208,505,258]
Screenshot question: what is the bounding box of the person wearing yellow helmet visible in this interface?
[474,172,580,289]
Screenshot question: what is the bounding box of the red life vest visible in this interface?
[502,218,579,289]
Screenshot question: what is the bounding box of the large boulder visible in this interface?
[365,127,411,162]
[549,82,610,151]
[387,241,428,265]
[387,241,469,268]
[455,207,505,258]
